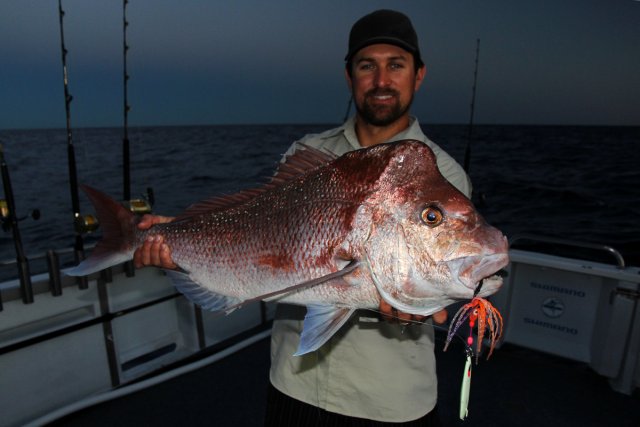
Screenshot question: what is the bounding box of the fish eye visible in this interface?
[420,206,444,227]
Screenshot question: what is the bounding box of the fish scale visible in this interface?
[154,190,360,302]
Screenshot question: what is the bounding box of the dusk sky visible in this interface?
[1,0,639,130]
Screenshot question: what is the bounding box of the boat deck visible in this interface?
[50,331,640,427]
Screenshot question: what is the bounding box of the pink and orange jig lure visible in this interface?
[444,297,503,420]
[444,297,504,362]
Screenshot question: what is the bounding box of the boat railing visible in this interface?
[0,244,90,269]
[0,243,98,305]
[493,233,639,396]
[508,233,626,269]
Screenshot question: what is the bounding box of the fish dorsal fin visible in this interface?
[269,143,336,186]
[175,144,337,220]
[165,269,242,314]
[175,189,264,219]
[294,305,356,356]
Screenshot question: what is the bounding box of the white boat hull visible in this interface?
[0,265,271,427]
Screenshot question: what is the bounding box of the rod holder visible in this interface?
[74,245,89,290]
[18,259,34,304]
[124,260,135,278]
[100,267,113,284]
[47,250,63,296]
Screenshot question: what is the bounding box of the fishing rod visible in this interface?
[342,95,353,123]
[463,38,480,173]
[123,0,131,202]
[121,1,151,278]
[0,145,34,304]
[120,1,152,213]
[58,0,96,289]
[121,0,135,278]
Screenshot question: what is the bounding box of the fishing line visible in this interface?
[364,307,477,420]
[463,38,480,174]
[362,308,475,359]
[473,278,484,298]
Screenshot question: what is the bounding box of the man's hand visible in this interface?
[133,214,178,269]
[379,299,447,325]
[431,309,447,324]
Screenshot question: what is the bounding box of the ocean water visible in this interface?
[1,124,638,281]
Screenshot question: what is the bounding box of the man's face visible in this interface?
[347,44,426,127]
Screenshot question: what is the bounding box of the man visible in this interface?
[134,10,470,426]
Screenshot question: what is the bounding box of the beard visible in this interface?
[355,88,413,127]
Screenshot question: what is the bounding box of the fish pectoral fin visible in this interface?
[294,305,356,356]
[165,270,242,314]
[251,260,362,303]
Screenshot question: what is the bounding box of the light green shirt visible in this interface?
[269,116,471,422]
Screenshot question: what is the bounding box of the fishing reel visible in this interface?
[123,198,152,215]
[73,188,154,234]
[74,212,99,234]
[73,200,152,235]
[0,199,40,232]
[123,187,154,215]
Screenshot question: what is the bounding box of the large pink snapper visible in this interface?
[67,140,509,355]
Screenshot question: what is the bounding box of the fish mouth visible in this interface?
[448,253,510,295]
[473,269,508,298]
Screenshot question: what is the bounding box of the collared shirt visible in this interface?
[269,116,471,422]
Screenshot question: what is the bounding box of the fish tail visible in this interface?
[65,185,138,276]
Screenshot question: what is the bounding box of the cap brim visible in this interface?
[344,36,418,61]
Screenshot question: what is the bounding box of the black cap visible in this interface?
[345,9,423,67]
